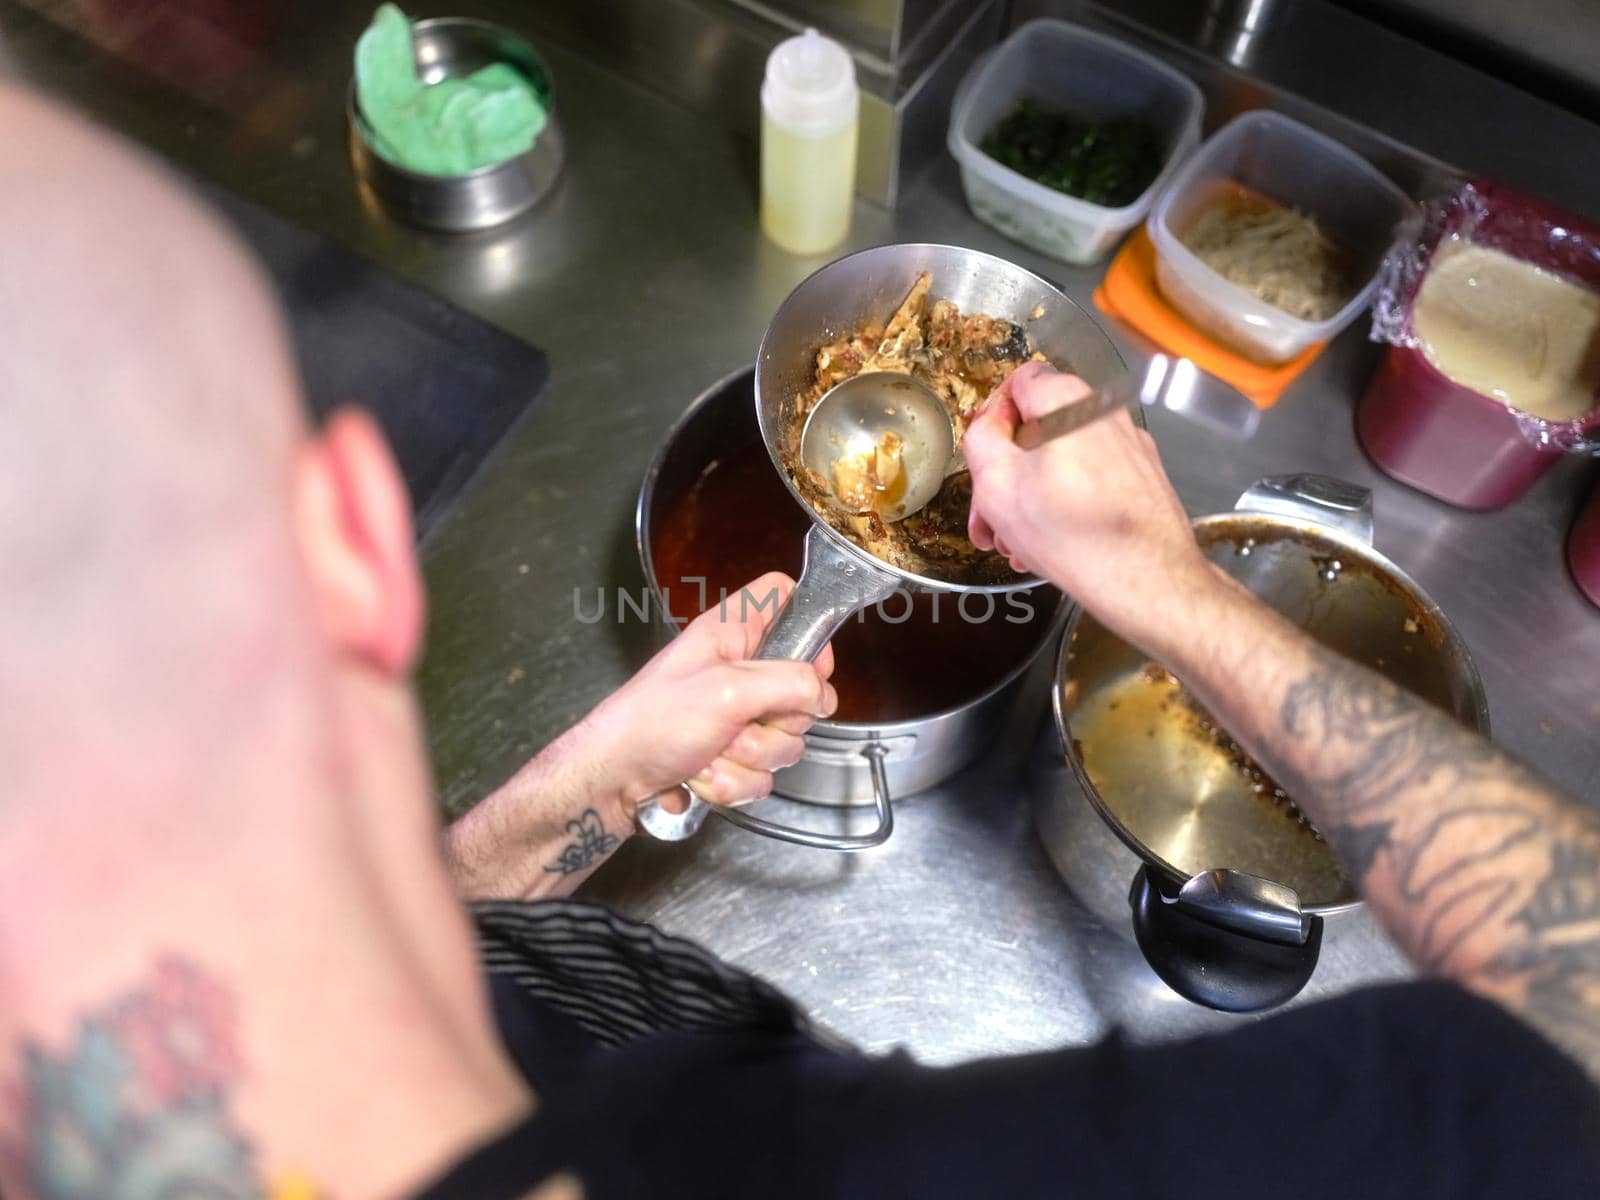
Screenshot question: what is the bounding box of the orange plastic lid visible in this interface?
[1094,226,1326,409]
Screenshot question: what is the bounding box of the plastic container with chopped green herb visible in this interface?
[947,20,1202,266]
[981,101,1163,209]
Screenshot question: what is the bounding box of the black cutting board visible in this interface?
[203,184,548,540]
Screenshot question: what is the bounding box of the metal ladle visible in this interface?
[798,357,1259,522]
[791,355,1261,530]
[793,355,1254,528]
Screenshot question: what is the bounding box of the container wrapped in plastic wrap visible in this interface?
[1358,180,1600,509]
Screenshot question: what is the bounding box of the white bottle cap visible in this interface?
[762,27,858,137]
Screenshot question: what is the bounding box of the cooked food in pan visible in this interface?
[787,271,1043,577]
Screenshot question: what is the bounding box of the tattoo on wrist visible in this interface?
[9,956,266,1199]
[544,808,621,875]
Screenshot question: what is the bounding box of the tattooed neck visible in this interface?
[6,956,269,1200]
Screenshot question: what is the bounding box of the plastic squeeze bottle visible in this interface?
[760,28,859,255]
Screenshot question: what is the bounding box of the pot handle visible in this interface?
[1234,474,1374,546]
[636,525,900,848]
[1128,867,1324,1013]
[637,743,896,850]
[722,742,895,849]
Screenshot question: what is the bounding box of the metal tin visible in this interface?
[348,17,564,233]
[1037,475,1490,1011]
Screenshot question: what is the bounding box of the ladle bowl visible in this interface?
[800,372,955,522]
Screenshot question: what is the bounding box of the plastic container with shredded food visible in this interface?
[1358,180,1600,510]
[947,20,1202,267]
[1147,111,1412,365]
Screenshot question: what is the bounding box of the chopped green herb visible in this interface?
[980,100,1164,208]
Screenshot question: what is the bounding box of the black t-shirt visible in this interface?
[410,901,1600,1199]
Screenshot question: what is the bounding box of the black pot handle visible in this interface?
[1129,867,1324,1013]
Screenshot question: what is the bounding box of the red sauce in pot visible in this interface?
[651,440,1058,723]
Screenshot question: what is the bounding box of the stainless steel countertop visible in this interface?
[5,0,1596,1062]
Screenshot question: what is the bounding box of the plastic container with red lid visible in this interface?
[1357,181,1600,510]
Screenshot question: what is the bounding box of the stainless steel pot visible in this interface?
[637,367,1066,848]
[1036,475,1490,1012]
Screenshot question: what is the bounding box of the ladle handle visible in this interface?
[1014,369,1141,449]
[1015,356,1261,445]
[636,526,901,847]
[754,525,902,662]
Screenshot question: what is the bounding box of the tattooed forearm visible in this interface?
[1488,839,1600,1070]
[1270,653,1600,1079]
[8,957,267,1199]
[1278,660,1533,831]
[1158,579,1600,1075]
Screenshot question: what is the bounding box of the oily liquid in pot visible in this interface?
[651,441,1057,723]
[1064,524,1467,910]
[1071,662,1349,907]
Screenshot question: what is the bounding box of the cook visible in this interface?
[4,89,1598,1200]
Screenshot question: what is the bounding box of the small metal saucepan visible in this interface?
[637,368,1068,848]
[1036,475,1490,1012]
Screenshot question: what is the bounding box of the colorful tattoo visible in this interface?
[9,956,265,1199]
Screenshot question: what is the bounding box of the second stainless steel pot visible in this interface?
[638,367,1065,849]
[1036,475,1490,1012]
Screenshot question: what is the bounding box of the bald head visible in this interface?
[0,88,334,810]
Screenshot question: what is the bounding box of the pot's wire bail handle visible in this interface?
[635,525,901,848]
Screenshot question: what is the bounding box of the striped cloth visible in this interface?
[471,899,827,1050]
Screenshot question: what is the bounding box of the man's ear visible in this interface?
[292,408,423,677]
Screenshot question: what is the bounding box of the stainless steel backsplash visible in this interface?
[498,0,1005,208]
[725,0,981,68]
[1331,0,1600,122]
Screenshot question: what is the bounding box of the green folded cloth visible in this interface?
[355,4,547,176]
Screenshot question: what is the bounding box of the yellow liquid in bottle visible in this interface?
[760,114,857,256]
